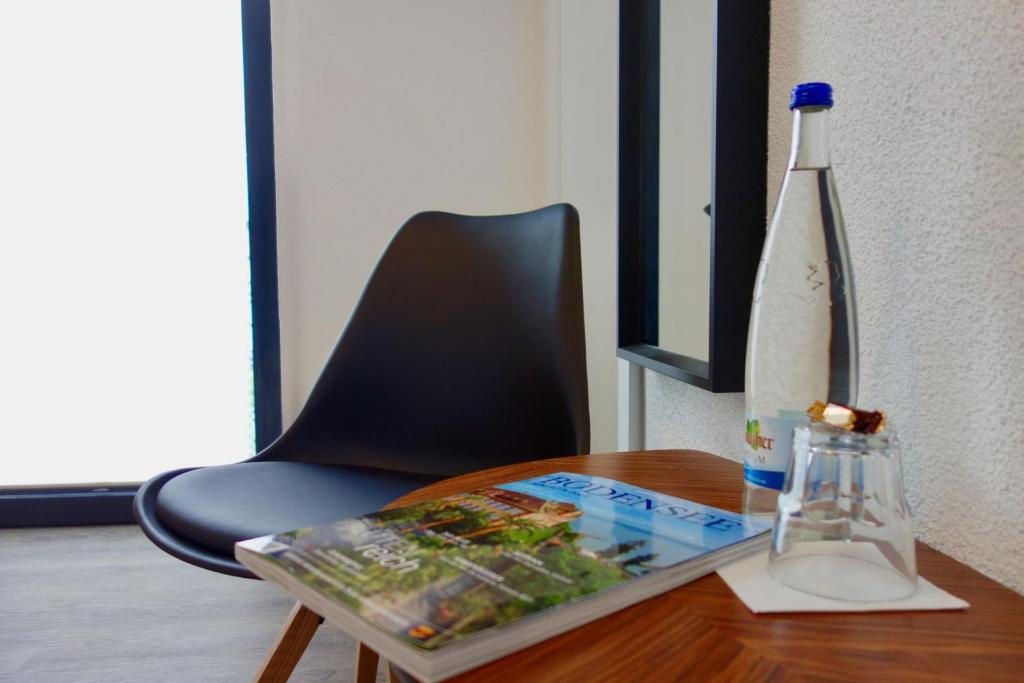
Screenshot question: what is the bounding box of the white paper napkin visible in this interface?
[717,549,969,613]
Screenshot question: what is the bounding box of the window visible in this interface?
[0,1,279,522]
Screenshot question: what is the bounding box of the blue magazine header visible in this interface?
[499,472,770,552]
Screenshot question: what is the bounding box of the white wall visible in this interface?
[271,0,556,423]
[647,0,1024,594]
[555,0,619,453]
[271,0,620,453]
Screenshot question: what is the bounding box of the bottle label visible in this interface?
[743,413,804,490]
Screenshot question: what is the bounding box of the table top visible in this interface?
[386,450,1024,682]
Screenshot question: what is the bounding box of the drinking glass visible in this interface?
[767,422,916,601]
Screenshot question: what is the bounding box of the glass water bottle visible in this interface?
[743,82,859,516]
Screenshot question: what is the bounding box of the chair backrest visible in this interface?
[261,204,590,476]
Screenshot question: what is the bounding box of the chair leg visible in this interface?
[354,641,380,683]
[253,602,322,683]
[387,662,420,683]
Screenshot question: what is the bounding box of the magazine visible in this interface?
[236,472,771,681]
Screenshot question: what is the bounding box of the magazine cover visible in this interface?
[237,472,769,652]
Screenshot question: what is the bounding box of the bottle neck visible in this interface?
[787,106,831,170]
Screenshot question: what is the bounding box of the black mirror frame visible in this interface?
[617,0,770,392]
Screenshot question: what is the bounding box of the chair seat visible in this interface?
[155,461,444,557]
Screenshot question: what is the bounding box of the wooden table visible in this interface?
[255,450,1024,682]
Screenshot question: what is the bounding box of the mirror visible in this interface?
[618,0,770,392]
[658,0,713,361]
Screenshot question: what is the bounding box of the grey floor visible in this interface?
[0,525,387,683]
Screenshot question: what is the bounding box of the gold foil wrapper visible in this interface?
[807,401,887,434]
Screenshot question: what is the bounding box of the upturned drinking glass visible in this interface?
[767,422,916,601]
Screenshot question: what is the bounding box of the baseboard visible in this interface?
[0,487,138,527]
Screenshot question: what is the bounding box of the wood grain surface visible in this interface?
[377,450,1024,682]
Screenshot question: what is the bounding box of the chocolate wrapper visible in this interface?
[807,401,887,434]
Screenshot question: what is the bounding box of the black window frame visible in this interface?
[0,0,282,527]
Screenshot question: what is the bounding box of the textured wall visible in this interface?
[647,0,1024,593]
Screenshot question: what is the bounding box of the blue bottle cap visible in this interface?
[790,82,833,110]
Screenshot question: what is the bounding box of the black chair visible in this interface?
[134,204,590,578]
